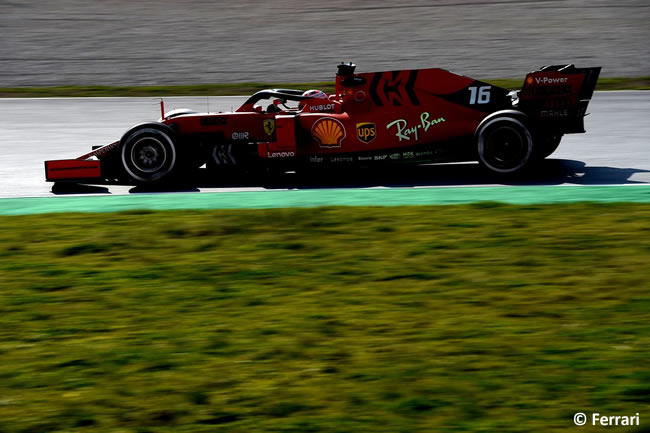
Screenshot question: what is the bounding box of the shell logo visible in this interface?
[312,118,346,148]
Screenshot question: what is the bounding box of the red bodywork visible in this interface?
[45,63,600,183]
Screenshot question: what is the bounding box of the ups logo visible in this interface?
[356,122,376,143]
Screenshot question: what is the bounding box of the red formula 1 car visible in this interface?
[45,63,600,184]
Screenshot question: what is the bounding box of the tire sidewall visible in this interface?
[120,127,177,183]
[477,116,533,174]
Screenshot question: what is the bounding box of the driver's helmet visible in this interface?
[302,89,328,99]
[299,89,328,110]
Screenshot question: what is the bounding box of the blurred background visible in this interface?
[1,0,648,87]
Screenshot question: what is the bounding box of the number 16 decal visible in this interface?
[468,86,491,104]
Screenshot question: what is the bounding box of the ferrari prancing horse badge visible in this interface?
[264,119,275,136]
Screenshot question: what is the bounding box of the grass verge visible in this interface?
[1,204,649,432]
[0,77,648,97]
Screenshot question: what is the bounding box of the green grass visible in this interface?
[1,204,649,432]
[0,76,648,97]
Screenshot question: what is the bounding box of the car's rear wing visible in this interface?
[518,65,601,134]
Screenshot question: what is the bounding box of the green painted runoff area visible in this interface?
[2,185,650,215]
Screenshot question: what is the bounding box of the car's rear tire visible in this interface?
[120,126,178,183]
[477,116,533,175]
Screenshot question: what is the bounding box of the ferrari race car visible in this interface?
[45,63,600,184]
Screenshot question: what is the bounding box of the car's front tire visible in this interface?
[120,125,178,183]
[477,115,533,175]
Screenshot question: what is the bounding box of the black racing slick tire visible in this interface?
[477,115,534,175]
[120,125,178,183]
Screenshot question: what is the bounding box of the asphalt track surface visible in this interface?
[0,91,649,213]
[1,1,648,86]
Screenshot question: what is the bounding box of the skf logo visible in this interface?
[356,122,376,143]
[312,118,346,148]
[263,119,275,136]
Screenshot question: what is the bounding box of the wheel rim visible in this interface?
[478,118,532,174]
[131,137,167,173]
[485,126,526,169]
[121,127,177,182]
